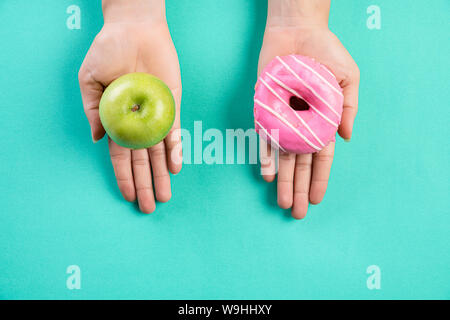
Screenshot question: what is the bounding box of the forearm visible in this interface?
[267,0,330,28]
[102,0,166,24]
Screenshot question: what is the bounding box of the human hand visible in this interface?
[78,0,182,213]
[258,0,360,219]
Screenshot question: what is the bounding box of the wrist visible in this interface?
[102,0,166,24]
[266,0,330,29]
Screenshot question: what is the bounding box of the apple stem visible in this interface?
[131,104,140,112]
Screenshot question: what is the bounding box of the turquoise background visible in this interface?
[0,0,449,299]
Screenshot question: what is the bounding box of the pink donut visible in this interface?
[254,54,344,154]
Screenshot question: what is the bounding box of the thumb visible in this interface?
[338,74,360,141]
[78,68,105,143]
[165,86,182,174]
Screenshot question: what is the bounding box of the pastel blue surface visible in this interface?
[0,0,449,299]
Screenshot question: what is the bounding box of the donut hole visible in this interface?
[289,96,310,111]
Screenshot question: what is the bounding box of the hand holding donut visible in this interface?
[257,0,360,219]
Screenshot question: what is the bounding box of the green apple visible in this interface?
[99,73,175,149]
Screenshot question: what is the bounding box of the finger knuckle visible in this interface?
[116,176,131,183]
[295,161,310,172]
[149,146,166,159]
[260,161,272,168]
[110,152,129,162]
[135,186,152,192]
[153,172,170,179]
[132,158,149,167]
[166,139,181,150]
[84,103,98,114]
[279,152,294,160]
[278,177,293,183]
[314,153,334,163]
[294,188,308,195]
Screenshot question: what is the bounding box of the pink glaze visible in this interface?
[254,55,344,154]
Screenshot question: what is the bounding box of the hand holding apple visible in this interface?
[99,73,175,150]
[78,0,182,213]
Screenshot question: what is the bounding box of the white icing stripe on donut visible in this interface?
[255,99,321,151]
[291,55,343,97]
[276,56,340,118]
[266,72,339,128]
[259,77,325,147]
[255,119,287,152]
[320,64,337,79]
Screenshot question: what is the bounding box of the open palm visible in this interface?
[258,26,360,219]
[78,22,182,213]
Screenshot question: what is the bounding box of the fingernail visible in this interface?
[91,129,99,143]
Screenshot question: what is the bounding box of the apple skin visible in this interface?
[99,73,175,149]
